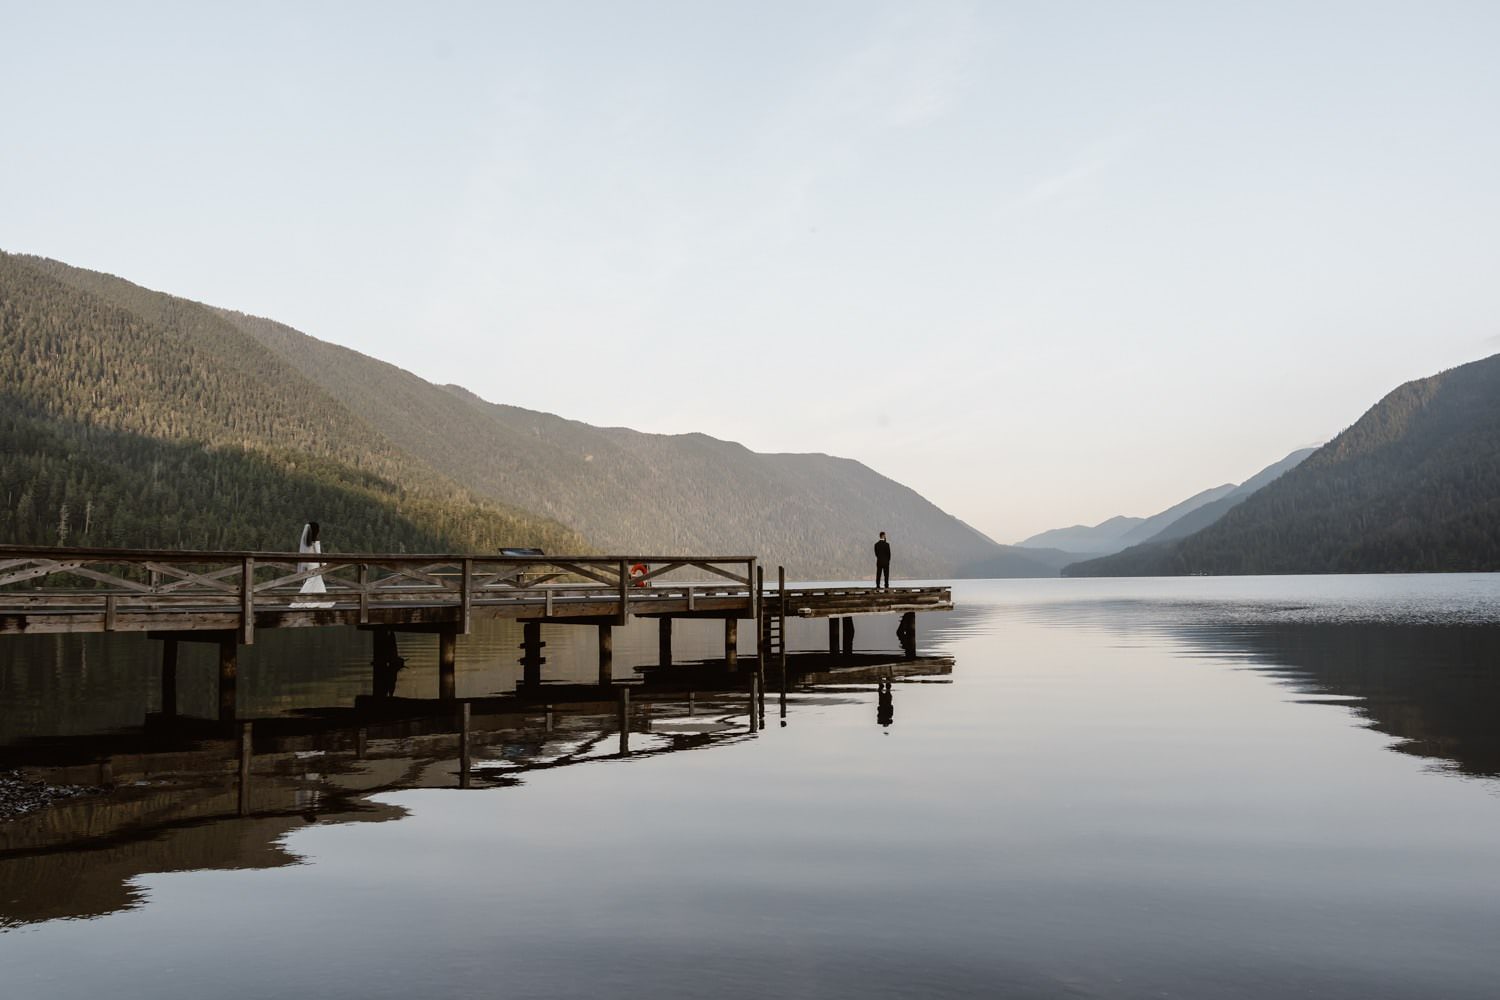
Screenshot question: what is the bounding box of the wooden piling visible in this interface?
[748,672,760,732]
[218,636,237,723]
[520,621,545,689]
[597,623,613,685]
[439,626,458,701]
[658,617,673,668]
[898,611,917,660]
[828,617,840,655]
[841,617,855,656]
[724,618,738,671]
[237,722,252,816]
[459,702,471,789]
[160,636,178,718]
[618,686,630,754]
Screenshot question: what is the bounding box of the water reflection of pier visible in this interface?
[0,655,951,930]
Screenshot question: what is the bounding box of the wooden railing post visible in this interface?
[460,557,473,635]
[240,557,254,645]
[617,559,630,625]
[755,564,765,660]
[358,562,370,624]
[776,565,787,693]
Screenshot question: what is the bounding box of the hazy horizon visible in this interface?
[4,2,1496,541]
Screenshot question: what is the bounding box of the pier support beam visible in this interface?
[438,627,457,701]
[597,624,613,685]
[161,637,178,718]
[237,722,252,815]
[218,636,237,723]
[897,612,917,660]
[828,618,840,655]
[617,686,630,755]
[658,617,673,668]
[841,617,855,656]
[458,703,471,789]
[520,622,546,690]
[371,627,404,699]
[724,619,738,671]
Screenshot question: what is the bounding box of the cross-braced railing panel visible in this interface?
[0,546,760,639]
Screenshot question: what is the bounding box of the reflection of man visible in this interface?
[873,531,891,588]
[877,679,894,728]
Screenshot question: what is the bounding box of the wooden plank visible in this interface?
[637,562,687,583]
[0,561,83,588]
[687,560,751,586]
[554,562,621,588]
[147,563,241,594]
[64,566,157,594]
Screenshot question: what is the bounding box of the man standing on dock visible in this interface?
[874,531,891,588]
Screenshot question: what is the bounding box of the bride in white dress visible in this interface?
[291,521,334,608]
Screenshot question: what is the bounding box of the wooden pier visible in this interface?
[0,545,952,722]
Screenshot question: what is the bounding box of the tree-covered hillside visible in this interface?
[1066,356,1500,576]
[0,252,586,553]
[218,309,1015,577]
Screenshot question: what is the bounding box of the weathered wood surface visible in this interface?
[0,545,950,638]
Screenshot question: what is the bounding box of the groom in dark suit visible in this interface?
[874,531,891,588]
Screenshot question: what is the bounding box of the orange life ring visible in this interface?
[630,563,649,588]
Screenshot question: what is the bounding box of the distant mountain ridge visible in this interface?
[1018,484,1236,556]
[1016,515,1142,555]
[1066,356,1500,575]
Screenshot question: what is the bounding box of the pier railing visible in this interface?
[0,545,757,641]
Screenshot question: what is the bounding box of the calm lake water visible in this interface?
[4,575,1500,998]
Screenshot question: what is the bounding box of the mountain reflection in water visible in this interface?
[4,577,1500,1000]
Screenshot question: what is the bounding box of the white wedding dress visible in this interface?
[291,523,334,608]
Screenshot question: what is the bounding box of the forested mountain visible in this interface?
[1108,483,1238,551]
[1,251,1019,577]
[0,252,586,553]
[218,309,1018,577]
[1065,356,1500,576]
[1135,447,1316,547]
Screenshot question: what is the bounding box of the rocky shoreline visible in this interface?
[0,771,102,821]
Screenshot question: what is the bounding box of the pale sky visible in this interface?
[3,2,1497,542]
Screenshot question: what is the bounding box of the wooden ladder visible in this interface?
[761,611,784,660]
